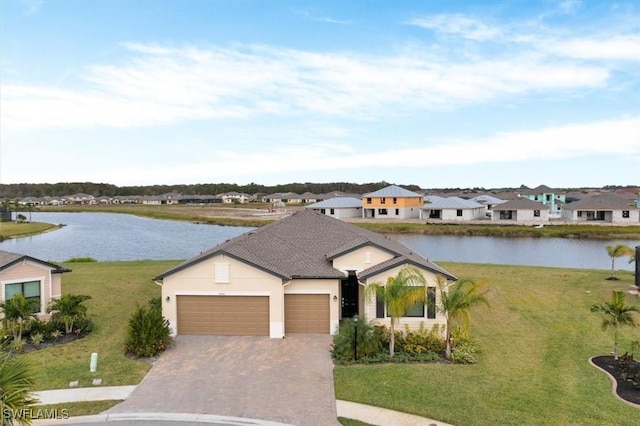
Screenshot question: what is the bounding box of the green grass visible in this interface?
[23,260,179,390]
[0,221,59,240]
[334,264,640,426]
[34,400,122,417]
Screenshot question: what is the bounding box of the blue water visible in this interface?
[1,212,638,271]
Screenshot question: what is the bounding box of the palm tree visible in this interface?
[47,294,92,334]
[0,344,39,425]
[436,275,490,360]
[605,244,633,280]
[590,290,639,359]
[365,266,428,356]
[0,295,38,341]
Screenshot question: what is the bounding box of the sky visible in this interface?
[1,0,639,189]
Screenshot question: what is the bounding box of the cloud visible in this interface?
[544,35,640,61]
[19,0,43,15]
[93,116,640,185]
[0,42,612,132]
[408,14,501,40]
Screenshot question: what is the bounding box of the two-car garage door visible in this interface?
[176,294,330,335]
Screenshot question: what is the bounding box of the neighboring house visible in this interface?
[153,210,456,338]
[469,194,507,219]
[491,198,550,222]
[519,185,566,215]
[305,197,363,219]
[420,197,486,221]
[219,192,251,204]
[0,250,71,319]
[362,185,424,219]
[67,193,96,205]
[561,194,640,223]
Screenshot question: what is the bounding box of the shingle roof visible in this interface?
[154,210,456,281]
[422,197,485,209]
[492,198,548,210]
[563,194,639,210]
[470,195,506,204]
[0,250,71,273]
[305,197,363,209]
[363,185,422,198]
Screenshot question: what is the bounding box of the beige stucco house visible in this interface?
[561,194,640,223]
[0,250,71,319]
[153,210,457,338]
[491,198,550,223]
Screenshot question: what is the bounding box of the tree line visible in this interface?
[0,181,422,199]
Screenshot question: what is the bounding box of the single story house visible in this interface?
[305,197,363,219]
[491,198,550,222]
[420,197,486,221]
[362,185,423,219]
[153,210,457,338]
[561,194,640,223]
[0,250,71,319]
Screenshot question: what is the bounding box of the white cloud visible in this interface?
[545,35,640,61]
[91,116,640,185]
[0,42,612,132]
[408,14,501,41]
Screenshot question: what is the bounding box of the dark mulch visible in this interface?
[591,355,640,406]
[22,332,87,353]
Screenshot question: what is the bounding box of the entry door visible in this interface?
[341,272,359,318]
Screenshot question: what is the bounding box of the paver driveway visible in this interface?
[107,335,339,425]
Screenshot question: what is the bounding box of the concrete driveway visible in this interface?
[107,335,339,426]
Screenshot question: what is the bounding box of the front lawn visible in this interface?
[334,263,640,425]
[23,260,178,390]
[0,221,59,240]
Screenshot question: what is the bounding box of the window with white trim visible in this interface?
[364,251,371,264]
[214,263,230,283]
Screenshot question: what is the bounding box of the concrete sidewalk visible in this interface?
[34,386,454,426]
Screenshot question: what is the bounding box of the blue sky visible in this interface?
[1,0,638,188]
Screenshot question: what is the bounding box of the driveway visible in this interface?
[107,335,339,425]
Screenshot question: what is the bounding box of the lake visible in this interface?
[0,212,638,271]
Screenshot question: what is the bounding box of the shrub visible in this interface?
[10,338,26,353]
[376,325,405,354]
[400,323,445,355]
[332,318,383,362]
[451,340,481,364]
[64,257,98,263]
[47,294,93,334]
[124,297,172,358]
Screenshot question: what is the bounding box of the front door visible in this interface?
[341,272,359,318]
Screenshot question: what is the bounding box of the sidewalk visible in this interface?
[33,386,453,425]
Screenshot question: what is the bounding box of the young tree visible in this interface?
[365,266,428,356]
[0,295,39,341]
[436,275,490,360]
[590,290,639,359]
[605,244,633,280]
[47,294,92,334]
[0,344,39,425]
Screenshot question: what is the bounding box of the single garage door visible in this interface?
[177,295,269,336]
[285,294,330,334]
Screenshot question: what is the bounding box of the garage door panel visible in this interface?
[285,294,329,334]
[177,295,269,336]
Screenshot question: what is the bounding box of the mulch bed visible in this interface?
[22,332,87,353]
[591,355,640,406]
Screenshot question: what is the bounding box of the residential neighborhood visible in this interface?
[4,184,639,225]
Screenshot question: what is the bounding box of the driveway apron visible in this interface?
[107,335,339,425]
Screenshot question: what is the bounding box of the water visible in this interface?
[1,212,638,271]
[0,212,251,262]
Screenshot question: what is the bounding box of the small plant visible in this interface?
[124,297,172,358]
[47,294,92,334]
[10,338,26,353]
[50,330,63,340]
[30,332,45,347]
[451,340,481,364]
[400,323,445,355]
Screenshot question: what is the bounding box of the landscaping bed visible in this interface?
[591,355,640,406]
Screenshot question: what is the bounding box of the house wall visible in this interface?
[361,264,447,330]
[160,254,285,338]
[284,278,340,335]
[562,209,639,223]
[0,260,54,318]
[362,197,422,219]
[331,246,395,273]
[311,207,362,219]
